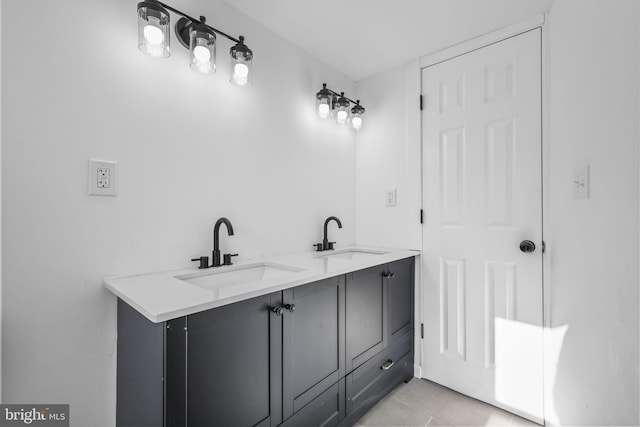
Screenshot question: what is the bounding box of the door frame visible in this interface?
[408,13,551,424]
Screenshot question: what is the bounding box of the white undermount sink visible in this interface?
[316,248,389,261]
[176,262,304,291]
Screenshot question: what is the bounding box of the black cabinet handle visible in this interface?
[381,271,395,279]
[284,303,296,313]
[271,306,283,316]
[381,360,395,371]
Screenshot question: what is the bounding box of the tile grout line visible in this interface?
[390,395,432,418]
[391,393,439,420]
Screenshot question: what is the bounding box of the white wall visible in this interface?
[354,61,421,250]
[354,61,423,375]
[546,0,639,424]
[1,0,355,424]
[355,0,640,424]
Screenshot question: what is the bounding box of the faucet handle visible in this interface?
[327,242,336,250]
[191,256,210,269]
[313,243,323,251]
[223,253,239,266]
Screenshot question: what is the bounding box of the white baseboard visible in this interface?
[413,364,422,379]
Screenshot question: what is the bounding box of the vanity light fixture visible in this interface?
[315,83,366,130]
[137,0,254,84]
[188,17,216,74]
[316,84,332,119]
[350,100,365,131]
[334,93,350,125]
[230,36,253,86]
[137,1,170,58]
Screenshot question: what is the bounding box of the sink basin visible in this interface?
[176,262,304,291]
[316,248,388,261]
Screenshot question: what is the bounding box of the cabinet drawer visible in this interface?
[282,379,345,427]
[346,331,413,415]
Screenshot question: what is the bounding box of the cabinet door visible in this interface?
[116,299,165,427]
[345,266,386,372]
[387,257,415,345]
[281,379,345,427]
[282,276,345,420]
[173,292,282,427]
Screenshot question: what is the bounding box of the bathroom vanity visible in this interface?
[105,247,418,427]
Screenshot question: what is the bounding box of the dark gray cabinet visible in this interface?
[282,276,345,420]
[281,379,345,427]
[168,292,283,427]
[116,292,282,427]
[116,256,415,427]
[345,265,385,372]
[345,257,415,370]
[342,257,416,426]
[387,257,415,345]
[116,300,165,427]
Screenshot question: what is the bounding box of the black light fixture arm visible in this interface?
[324,85,358,105]
[153,0,241,44]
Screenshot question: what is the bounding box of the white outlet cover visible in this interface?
[573,164,589,199]
[89,159,118,196]
[385,189,397,207]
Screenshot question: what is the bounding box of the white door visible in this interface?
[421,29,543,423]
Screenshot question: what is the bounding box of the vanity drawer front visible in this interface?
[346,330,413,415]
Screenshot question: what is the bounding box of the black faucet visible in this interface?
[212,217,236,267]
[315,216,342,251]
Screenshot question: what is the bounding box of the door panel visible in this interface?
[345,266,386,372]
[387,258,415,345]
[281,380,345,427]
[183,293,282,427]
[422,29,543,423]
[282,276,345,419]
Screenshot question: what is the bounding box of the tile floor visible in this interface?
[355,379,540,427]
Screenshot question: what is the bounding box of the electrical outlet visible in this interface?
[89,159,118,196]
[97,168,110,188]
[385,189,397,207]
[573,164,589,199]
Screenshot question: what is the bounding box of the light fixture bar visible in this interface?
[324,87,358,106]
[153,0,241,44]
[315,83,366,130]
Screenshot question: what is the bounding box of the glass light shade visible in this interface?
[137,2,170,58]
[230,36,253,86]
[334,93,350,125]
[351,101,365,131]
[351,115,362,130]
[190,23,216,74]
[317,102,330,118]
[330,94,338,118]
[316,84,332,119]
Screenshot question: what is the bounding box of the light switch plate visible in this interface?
[89,159,118,196]
[573,164,589,199]
[385,189,397,207]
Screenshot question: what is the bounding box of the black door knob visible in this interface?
[519,240,536,253]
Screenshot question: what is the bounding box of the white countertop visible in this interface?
[103,246,420,323]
